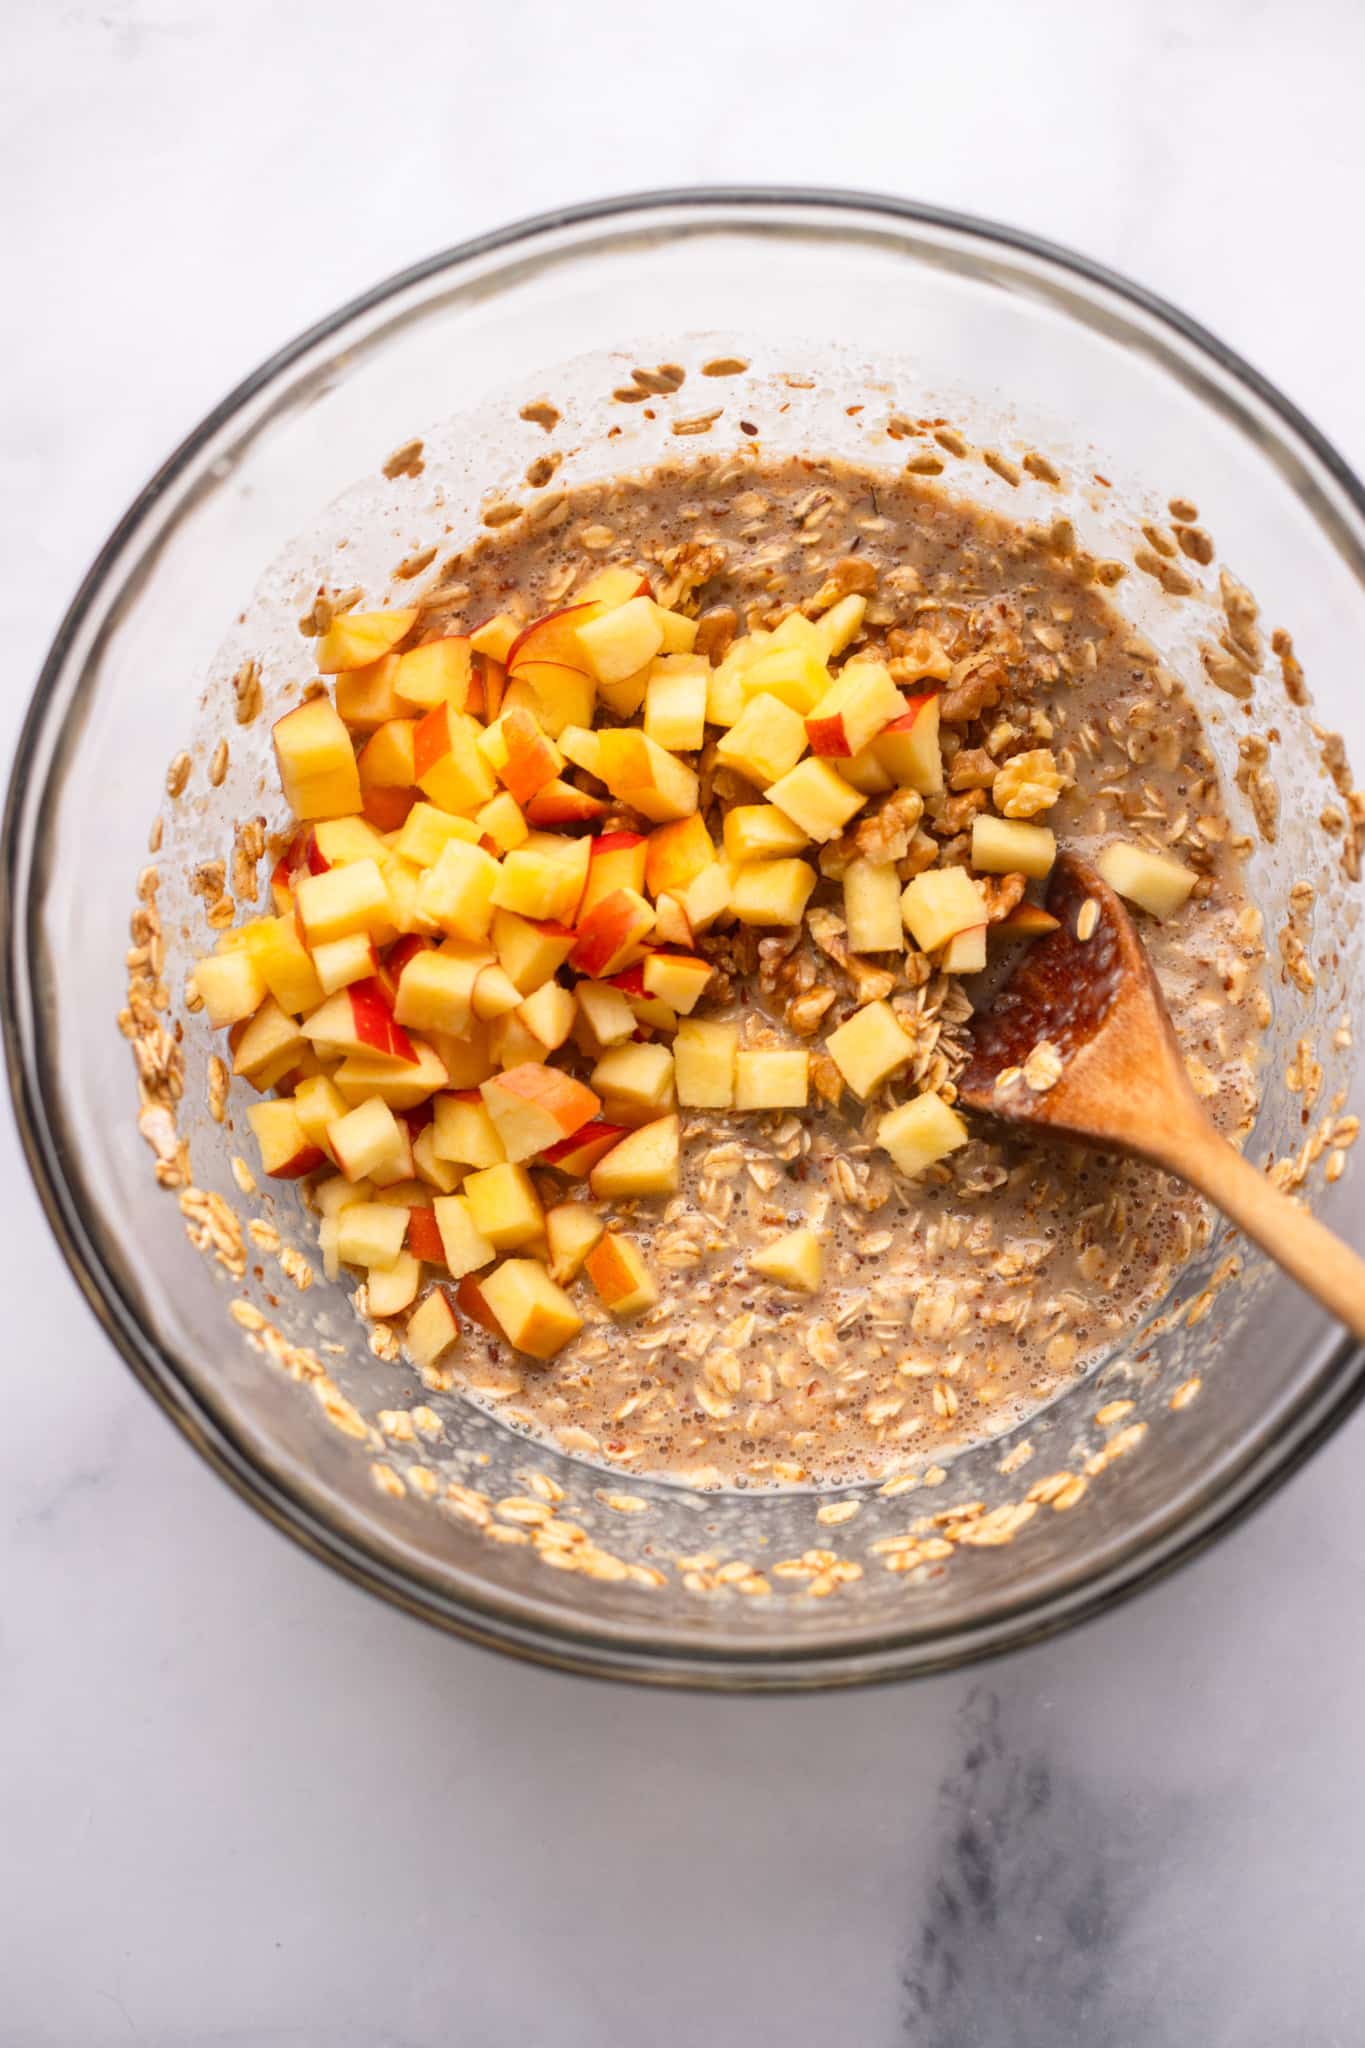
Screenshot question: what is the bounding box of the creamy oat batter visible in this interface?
[404,457,1264,1487]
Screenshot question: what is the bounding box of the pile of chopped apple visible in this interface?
[190,557,1191,1371]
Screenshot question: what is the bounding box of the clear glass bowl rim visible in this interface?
[7,184,1365,1691]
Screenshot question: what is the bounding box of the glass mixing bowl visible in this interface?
[6,190,1363,1688]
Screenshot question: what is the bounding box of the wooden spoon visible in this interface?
[957,850,1365,1342]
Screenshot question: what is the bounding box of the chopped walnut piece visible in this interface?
[992,748,1065,818]
[694,604,739,664]
[939,655,1007,724]
[948,747,998,792]
[853,789,924,865]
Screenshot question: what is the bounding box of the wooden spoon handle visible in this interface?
[1172,1117,1365,1343]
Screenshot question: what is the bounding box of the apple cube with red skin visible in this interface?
[272,698,362,820]
[327,1094,408,1183]
[766,758,865,843]
[644,814,715,898]
[479,1063,601,1163]
[303,980,416,1064]
[406,1287,461,1371]
[403,1205,447,1266]
[825,999,916,1098]
[523,779,607,827]
[595,729,700,824]
[673,1019,738,1108]
[392,636,473,711]
[874,691,943,795]
[588,1115,681,1200]
[478,706,564,804]
[545,1203,605,1284]
[246,1099,325,1179]
[539,1119,630,1178]
[877,1093,969,1178]
[414,701,496,812]
[805,658,904,757]
[431,1193,496,1278]
[316,607,417,674]
[641,952,712,1014]
[461,1161,545,1249]
[479,1259,583,1361]
[570,887,655,979]
[579,831,649,922]
[584,1233,658,1318]
[992,904,1061,941]
[192,949,267,1027]
[505,606,598,736]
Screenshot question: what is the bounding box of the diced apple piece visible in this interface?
[413,702,496,813]
[478,706,563,804]
[715,693,809,787]
[878,1092,969,1177]
[461,1162,545,1250]
[429,1021,494,1090]
[406,1287,461,1371]
[433,1092,506,1168]
[749,1228,822,1292]
[940,925,987,974]
[232,998,307,1086]
[303,980,416,1063]
[316,607,416,673]
[570,887,655,979]
[722,804,810,863]
[768,610,829,658]
[327,1094,408,1184]
[392,636,473,711]
[489,1013,549,1069]
[191,949,267,1027]
[492,837,590,924]
[644,655,709,751]
[455,1270,502,1335]
[471,963,524,1022]
[311,816,388,867]
[579,831,649,921]
[545,1203,605,1285]
[393,949,480,1036]
[678,860,732,935]
[992,904,1062,941]
[806,659,904,757]
[245,916,325,1015]
[596,729,700,824]
[523,779,606,826]
[844,859,905,952]
[641,952,712,1014]
[516,980,576,1052]
[767,758,865,843]
[431,1193,496,1278]
[673,1018,738,1108]
[729,859,817,927]
[652,893,694,948]
[357,718,417,790]
[246,1099,325,1179]
[395,801,481,868]
[559,724,604,781]
[575,594,664,684]
[292,1073,349,1161]
[336,656,405,733]
[412,1124,461,1193]
[366,1252,421,1318]
[539,1119,630,1177]
[652,604,698,654]
[332,1040,447,1109]
[584,1233,658,1318]
[575,565,652,609]
[705,656,748,729]
[1097,842,1198,920]
[479,1259,583,1361]
[480,1064,601,1162]
[815,592,868,659]
[839,744,896,796]
[295,859,395,950]
[901,867,988,952]
[315,1172,373,1218]
[574,980,637,1050]
[587,1115,681,1200]
[415,839,499,943]
[589,1043,675,1122]
[336,1201,409,1269]
[740,646,829,714]
[272,697,362,819]
[475,790,529,853]
[492,909,576,994]
[471,613,523,664]
[874,691,943,795]
[734,1048,809,1110]
[644,814,715,898]
[971,814,1057,880]
[825,999,915,1098]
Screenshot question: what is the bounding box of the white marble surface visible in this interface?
[5,3,1365,2042]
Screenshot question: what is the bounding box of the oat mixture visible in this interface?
[194,457,1265,1491]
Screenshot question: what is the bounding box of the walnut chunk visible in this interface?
[992,748,1065,818]
[939,655,1007,725]
[694,604,739,665]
